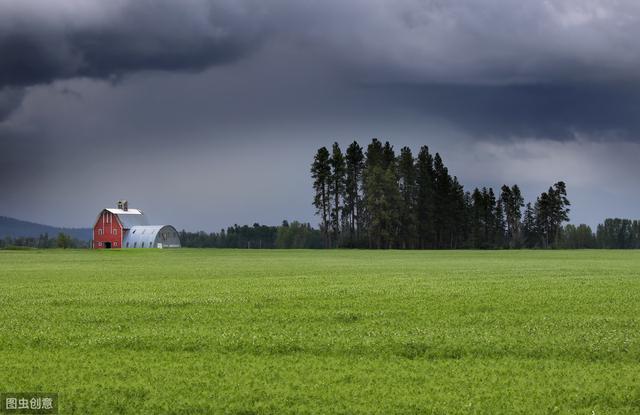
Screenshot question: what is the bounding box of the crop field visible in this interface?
[1,249,640,414]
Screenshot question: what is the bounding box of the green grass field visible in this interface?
[1,249,639,414]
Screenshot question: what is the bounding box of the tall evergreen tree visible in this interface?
[534,191,551,248]
[365,138,384,169]
[475,187,494,248]
[311,146,331,247]
[415,146,435,248]
[450,176,468,248]
[470,188,484,248]
[432,153,452,248]
[494,196,506,248]
[501,184,525,248]
[344,141,364,246]
[548,181,571,246]
[522,202,537,248]
[362,139,383,248]
[363,139,401,248]
[379,142,401,248]
[382,163,402,248]
[535,182,570,247]
[486,188,497,246]
[329,142,346,247]
[398,147,418,248]
[382,141,396,170]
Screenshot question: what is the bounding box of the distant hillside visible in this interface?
[0,216,91,241]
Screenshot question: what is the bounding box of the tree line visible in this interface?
[179,221,323,249]
[312,139,572,249]
[177,218,640,249]
[0,233,85,249]
[0,224,324,250]
[3,219,636,249]
[593,219,640,249]
[514,219,640,249]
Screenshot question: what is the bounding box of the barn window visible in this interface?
[98,242,102,247]
[113,229,117,235]
[98,229,103,235]
[114,242,118,247]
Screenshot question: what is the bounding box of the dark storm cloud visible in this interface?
[3,0,640,88]
[379,82,640,139]
[291,0,640,85]
[0,1,266,89]
[3,0,640,137]
[2,0,640,229]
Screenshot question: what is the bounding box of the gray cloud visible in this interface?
[0,88,25,121]
[279,0,640,85]
[2,0,640,229]
[379,82,640,139]
[0,0,267,88]
[2,0,640,136]
[3,1,640,89]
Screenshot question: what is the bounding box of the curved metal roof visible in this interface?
[122,225,180,248]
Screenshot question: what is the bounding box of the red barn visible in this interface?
[92,200,181,249]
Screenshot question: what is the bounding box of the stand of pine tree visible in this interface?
[311,139,572,249]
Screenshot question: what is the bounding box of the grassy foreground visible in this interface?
[1,249,639,414]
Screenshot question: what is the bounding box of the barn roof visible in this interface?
[106,208,143,215]
[105,208,149,229]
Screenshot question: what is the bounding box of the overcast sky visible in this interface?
[1,0,640,231]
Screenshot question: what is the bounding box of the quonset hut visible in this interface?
[92,200,181,249]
